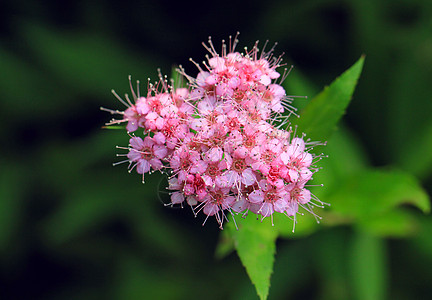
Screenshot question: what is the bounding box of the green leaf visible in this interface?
[227,214,278,300]
[358,209,419,238]
[215,229,235,259]
[170,65,188,89]
[315,230,351,300]
[292,56,365,142]
[283,67,320,112]
[397,120,432,179]
[274,211,320,238]
[349,231,387,300]
[327,169,430,220]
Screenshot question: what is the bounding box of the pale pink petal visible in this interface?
[299,168,312,182]
[196,72,211,86]
[203,203,219,216]
[127,149,141,162]
[205,74,218,85]
[249,190,264,203]
[136,98,150,114]
[207,147,223,162]
[126,121,138,132]
[155,117,164,130]
[300,152,313,167]
[233,146,248,159]
[285,201,299,216]
[231,197,249,213]
[149,158,163,170]
[274,198,288,213]
[153,132,166,145]
[269,84,285,99]
[145,111,158,121]
[215,175,229,188]
[298,188,311,205]
[202,175,213,187]
[129,137,144,149]
[143,136,154,148]
[187,196,198,206]
[225,170,239,186]
[190,160,208,174]
[153,145,168,159]
[259,74,271,86]
[171,192,184,204]
[159,94,171,106]
[259,202,274,217]
[286,168,298,182]
[168,177,182,190]
[290,137,305,153]
[136,160,150,174]
[241,168,256,186]
[222,196,236,210]
[280,151,290,165]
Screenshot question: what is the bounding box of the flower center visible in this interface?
[180,159,191,170]
[264,187,278,203]
[206,164,220,177]
[141,147,153,160]
[244,135,255,148]
[261,150,276,163]
[232,158,246,173]
[262,90,273,103]
[212,191,225,205]
[227,118,240,131]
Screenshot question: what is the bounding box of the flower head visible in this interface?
[104,34,326,230]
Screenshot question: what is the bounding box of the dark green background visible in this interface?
[1,0,431,299]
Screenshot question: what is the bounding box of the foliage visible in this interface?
[1,1,432,299]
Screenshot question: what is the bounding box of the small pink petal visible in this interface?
[231,197,249,213]
[298,188,311,205]
[249,190,264,204]
[136,160,150,174]
[171,192,184,204]
[203,203,219,216]
[241,168,256,186]
[259,202,274,217]
[153,145,168,159]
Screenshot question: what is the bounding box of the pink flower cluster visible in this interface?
[103,36,324,229]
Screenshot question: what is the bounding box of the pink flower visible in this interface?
[127,136,167,175]
[105,36,325,230]
[123,105,145,132]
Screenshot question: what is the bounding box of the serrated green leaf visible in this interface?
[227,214,278,300]
[292,56,365,142]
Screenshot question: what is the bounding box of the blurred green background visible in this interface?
[1,0,432,299]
